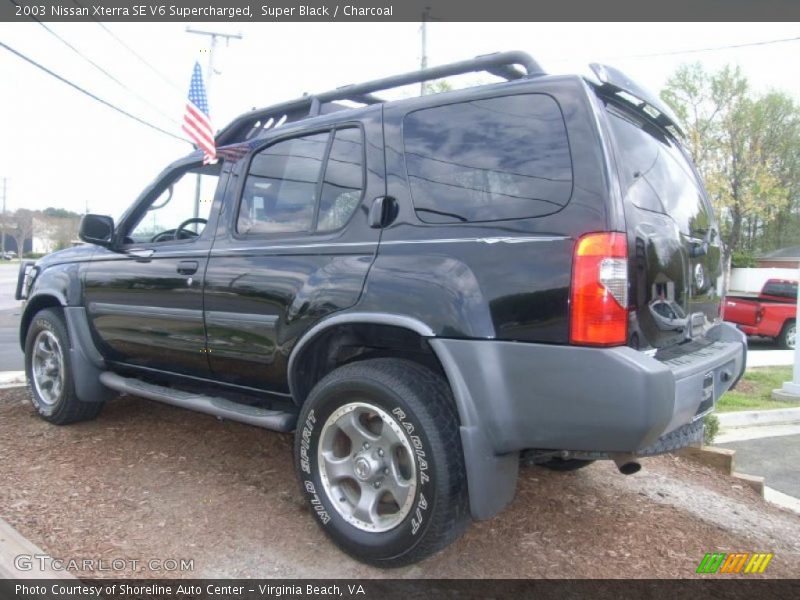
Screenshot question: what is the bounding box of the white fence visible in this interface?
[729,267,798,294]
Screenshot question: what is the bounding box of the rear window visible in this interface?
[606,105,713,237]
[763,281,798,299]
[402,94,572,223]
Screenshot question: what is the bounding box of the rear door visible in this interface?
[601,99,723,350]
[203,109,385,393]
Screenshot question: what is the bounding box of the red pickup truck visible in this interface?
[724,279,798,348]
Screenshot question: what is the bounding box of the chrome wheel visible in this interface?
[787,325,796,350]
[31,330,64,406]
[318,402,417,533]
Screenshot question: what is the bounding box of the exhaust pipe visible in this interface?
[612,454,642,475]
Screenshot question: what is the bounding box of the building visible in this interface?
[756,246,800,269]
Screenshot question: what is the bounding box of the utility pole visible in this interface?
[185,28,242,220]
[420,7,430,96]
[186,27,243,104]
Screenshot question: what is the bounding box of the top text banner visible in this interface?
[2,0,800,22]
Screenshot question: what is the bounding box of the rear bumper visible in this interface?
[431,322,746,456]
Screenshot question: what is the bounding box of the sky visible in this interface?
[1,21,799,219]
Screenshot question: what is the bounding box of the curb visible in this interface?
[716,407,800,429]
[746,350,794,368]
[677,446,734,475]
[0,371,25,390]
[0,518,76,579]
[677,446,765,498]
[765,486,800,515]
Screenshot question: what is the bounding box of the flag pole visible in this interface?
[186,28,242,222]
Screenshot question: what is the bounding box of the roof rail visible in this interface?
[216,51,545,146]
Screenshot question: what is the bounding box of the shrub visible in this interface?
[703,413,719,445]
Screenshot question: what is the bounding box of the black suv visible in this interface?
[16,52,746,566]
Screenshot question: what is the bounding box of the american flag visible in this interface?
[182,61,216,164]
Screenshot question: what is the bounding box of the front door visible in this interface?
[84,158,227,377]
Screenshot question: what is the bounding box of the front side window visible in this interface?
[127,162,220,244]
[403,94,573,223]
[237,127,365,236]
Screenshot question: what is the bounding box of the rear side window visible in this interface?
[606,106,713,237]
[318,128,365,232]
[237,127,364,236]
[403,94,572,223]
[238,133,328,235]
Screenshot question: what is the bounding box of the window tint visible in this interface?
[763,281,797,299]
[128,162,220,244]
[317,128,364,232]
[237,132,329,235]
[403,94,572,223]
[607,106,712,237]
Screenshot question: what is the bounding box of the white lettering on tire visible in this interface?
[303,479,331,525]
[392,407,430,535]
[300,409,316,475]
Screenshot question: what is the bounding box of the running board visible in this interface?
[99,372,296,432]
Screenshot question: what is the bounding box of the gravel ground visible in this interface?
[1,386,799,579]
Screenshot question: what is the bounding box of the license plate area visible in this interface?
[689,312,706,339]
[695,371,715,417]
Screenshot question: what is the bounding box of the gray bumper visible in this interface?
[430,322,746,519]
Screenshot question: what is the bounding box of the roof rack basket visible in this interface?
[216,50,545,146]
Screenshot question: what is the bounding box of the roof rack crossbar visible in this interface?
[217,51,544,144]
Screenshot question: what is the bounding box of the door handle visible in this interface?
[369,196,397,228]
[177,261,199,275]
[128,249,154,260]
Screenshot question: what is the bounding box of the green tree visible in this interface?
[661,64,798,256]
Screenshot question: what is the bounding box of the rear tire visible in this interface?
[779,320,796,350]
[294,358,469,567]
[539,458,595,472]
[24,308,104,425]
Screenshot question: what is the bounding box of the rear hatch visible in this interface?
[592,69,723,350]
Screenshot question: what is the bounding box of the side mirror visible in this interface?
[79,214,115,247]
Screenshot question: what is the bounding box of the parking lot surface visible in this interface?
[1,387,799,578]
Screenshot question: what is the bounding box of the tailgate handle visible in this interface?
[177,260,199,275]
[689,240,708,257]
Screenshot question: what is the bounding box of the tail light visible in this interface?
[756,307,765,324]
[570,232,628,346]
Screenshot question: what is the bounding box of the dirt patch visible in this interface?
[731,379,757,395]
[1,387,799,578]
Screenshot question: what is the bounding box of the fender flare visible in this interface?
[287,312,435,400]
[287,311,518,521]
[22,294,114,404]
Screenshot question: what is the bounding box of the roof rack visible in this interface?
[215,50,545,146]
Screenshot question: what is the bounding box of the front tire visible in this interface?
[294,358,468,567]
[24,308,104,425]
[779,320,796,350]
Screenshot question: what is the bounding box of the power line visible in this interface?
[0,40,190,143]
[34,20,184,128]
[72,0,185,96]
[5,0,182,127]
[607,35,800,60]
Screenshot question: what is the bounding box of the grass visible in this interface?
[717,366,800,412]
